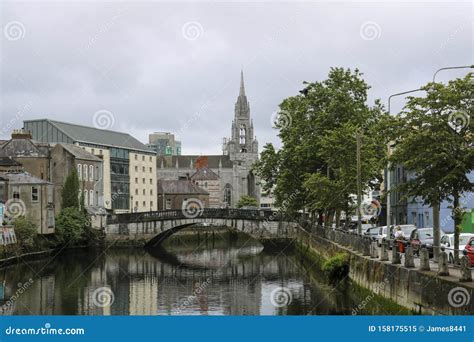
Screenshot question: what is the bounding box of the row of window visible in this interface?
[134,189,153,196]
[134,178,153,185]
[133,154,154,162]
[134,166,154,173]
[133,201,154,209]
[79,190,97,206]
[12,185,53,203]
[77,164,97,182]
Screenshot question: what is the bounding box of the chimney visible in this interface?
[11,129,32,140]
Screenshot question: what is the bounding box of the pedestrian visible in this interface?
[394,226,405,253]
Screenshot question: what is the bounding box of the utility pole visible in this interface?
[356,129,362,235]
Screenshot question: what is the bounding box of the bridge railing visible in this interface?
[106,208,306,225]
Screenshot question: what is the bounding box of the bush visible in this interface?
[12,216,37,248]
[322,252,349,282]
[236,195,258,208]
[55,208,89,245]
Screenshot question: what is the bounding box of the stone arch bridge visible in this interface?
[106,208,302,248]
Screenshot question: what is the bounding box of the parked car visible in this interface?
[462,236,474,266]
[364,226,380,241]
[441,233,474,263]
[409,228,434,256]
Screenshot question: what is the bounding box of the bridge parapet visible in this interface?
[107,208,291,225]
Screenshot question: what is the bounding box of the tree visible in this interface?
[55,207,89,245]
[61,169,80,209]
[390,74,473,262]
[252,143,279,195]
[254,67,388,225]
[12,216,37,249]
[237,195,258,208]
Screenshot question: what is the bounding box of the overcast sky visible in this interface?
[1,1,472,154]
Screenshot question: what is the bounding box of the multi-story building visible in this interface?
[147,132,181,156]
[23,119,157,213]
[0,172,55,234]
[50,143,104,212]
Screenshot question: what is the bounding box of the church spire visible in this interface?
[239,69,246,97]
[235,70,249,118]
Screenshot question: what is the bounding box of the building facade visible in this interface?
[50,143,104,212]
[23,119,157,213]
[157,180,209,210]
[0,173,55,234]
[156,72,260,208]
[147,132,181,156]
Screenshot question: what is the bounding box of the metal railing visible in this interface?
[106,208,308,225]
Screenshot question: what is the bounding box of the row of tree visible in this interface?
[253,67,473,262]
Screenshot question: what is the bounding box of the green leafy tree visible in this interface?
[237,195,259,208]
[61,169,80,209]
[55,207,89,245]
[255,67,388,225]
[12,216,37,249]
[390,74,473,262]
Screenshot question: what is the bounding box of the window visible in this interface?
[135,201,138,207]
[150,189,153,196]
[89,190,94,206]
[135,178,138,184]
[83,164,88,181]
[134,154,137,160]
[150,201,153,208]
[150,178,153,185]
[149,167,152,173]
[91,148,95,154]
[83,190,88,206]
[142,178,145,184]
[142,201,146,207]
[89,165,94,181]
[47,185,53,203]
[99,149,103,155]
[204,182,208,188]
[149,156,152,162]
[12,186,20,199]
[166,198,171,209]
[47,209,54,228]
[142,156,145,161]
[31,186,39,201]
[135,189,138,195]
[142,166,145,172]
[135,166,138,172]
[77,164,82,180]
[143,189,146,195]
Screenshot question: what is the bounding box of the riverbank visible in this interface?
[295,226,473,315]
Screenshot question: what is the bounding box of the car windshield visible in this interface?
[419,230,433,239]
[460,236,472,245]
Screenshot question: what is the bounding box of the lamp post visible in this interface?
[386,88,425,237]
[430,65,473,260]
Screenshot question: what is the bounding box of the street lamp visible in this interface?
[386,88,425,235]
[431,65,473,260]
[433,65,474,83]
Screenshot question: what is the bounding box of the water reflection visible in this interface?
[0,238,403,315]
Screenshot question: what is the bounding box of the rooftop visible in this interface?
[157,180,208,195]
[24,119,151,153]
[55,143,102,162]
[1,172,51,185]
[158,155,233,169]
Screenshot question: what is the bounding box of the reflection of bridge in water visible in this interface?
[106,209,302,248]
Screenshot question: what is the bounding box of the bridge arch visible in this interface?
[106,209,302,249]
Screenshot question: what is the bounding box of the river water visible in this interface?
[0,232,407,315]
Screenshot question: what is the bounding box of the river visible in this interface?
[0,230,407,315]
